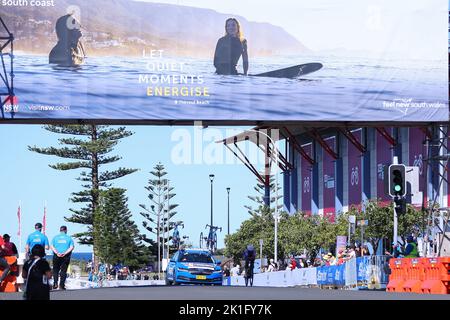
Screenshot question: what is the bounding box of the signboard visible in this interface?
[357,220,369,226]
[0,0,448,122]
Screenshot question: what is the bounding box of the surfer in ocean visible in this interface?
[213,18,249,75]
[49,14,86,67]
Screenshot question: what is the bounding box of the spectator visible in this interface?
[223,265,230,277]
[22,244,51,300]
[327,253,337,266]
[385,242,403,258]
[337,249,346,265]
[275,259,283,270]
[312,258,322,267]
[346,246,356,260]
[86,260,93,273]
[361,245,370,256]
[354,245,362,257]
[50,226,74,290]
[1,234,18,257]
[267,258,277,272]
[25,223,49,257]
[403,235,419,258]
[230,264,240,276]
[287,255,297,270]
[0,234,11,286]
[298,258,306,268]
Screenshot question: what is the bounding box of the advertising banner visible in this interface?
[336,236,347,256]
[322,137,335,221]
[356,257,369,282]
[376,128,393,204]
[409,128,427,205]
[0,0,448,122]
[301,143,313,215]
[348,130,362,207]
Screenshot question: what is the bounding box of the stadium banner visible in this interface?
[322,137,336,221]
[348,129,362,207]
[301,143,313,215]
[376,128,393,204]
[0,0,448,122]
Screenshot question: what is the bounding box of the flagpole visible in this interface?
[43,200,47,235]
[18,201,22,253]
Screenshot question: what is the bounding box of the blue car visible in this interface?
[165,248,223,285]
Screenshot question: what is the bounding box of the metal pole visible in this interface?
[361,225,364,247]
[227,188,230,235]
[167,180,170,261]
[275,157,279,264]
[209,174,214,226]
[348,221,351,246]
[259,239,263,271]
[157,199,161,279]
[393,201,398,245]
[393,156,398,245]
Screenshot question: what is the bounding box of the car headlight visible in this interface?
[213,270,222,274]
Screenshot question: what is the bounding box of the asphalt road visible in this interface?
[1,285,449,300]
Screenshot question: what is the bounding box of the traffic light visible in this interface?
[393,196,406,216]
[388,164,406,197]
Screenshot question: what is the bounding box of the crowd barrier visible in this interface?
[224,267,317,287]
[387,257,450,294]
[223,256,390,289]
[99,279,165,288]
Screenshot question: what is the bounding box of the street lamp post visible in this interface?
[209,174,215,226]
[166,180,170,261]
[226,187,230,235]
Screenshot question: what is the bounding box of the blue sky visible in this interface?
[0,124,279,253]
[137,0,448,59]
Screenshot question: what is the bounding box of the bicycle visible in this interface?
[199,224,222,253]
[244,259,254,287]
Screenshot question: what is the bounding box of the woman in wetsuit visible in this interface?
[214,18,249,75]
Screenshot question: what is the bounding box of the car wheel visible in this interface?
[165,273,172,286]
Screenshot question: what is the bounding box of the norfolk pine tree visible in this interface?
[28,125,138,255]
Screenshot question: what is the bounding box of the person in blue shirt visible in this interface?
[25,223,49,257]
[50,225,74,290]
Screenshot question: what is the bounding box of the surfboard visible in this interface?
[250,63,323,79]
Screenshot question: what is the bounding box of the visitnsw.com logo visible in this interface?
[3,95,19,113]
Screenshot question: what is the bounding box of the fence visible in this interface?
[223,255,390,290]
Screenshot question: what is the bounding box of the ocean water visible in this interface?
[5,53,448,122]
[45,252,92,261]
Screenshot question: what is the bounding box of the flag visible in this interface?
[17,205,21,237]
[43,205,47,235]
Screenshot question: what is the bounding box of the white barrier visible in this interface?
[99,279,165,287]
[65,278,99,289]
[225,267,318,287]
[344,258,357,288]
[64,278,165,289]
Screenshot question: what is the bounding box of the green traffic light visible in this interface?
[394,185,401,192]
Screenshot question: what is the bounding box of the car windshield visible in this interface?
[178,252,215,264]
